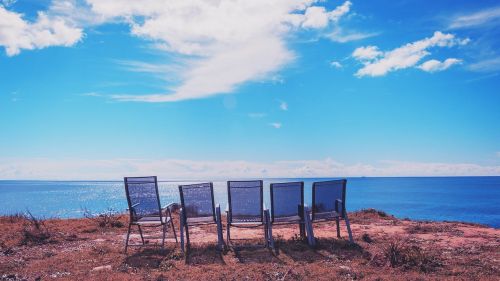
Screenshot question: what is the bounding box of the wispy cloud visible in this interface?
[1,0,16,7]
[0,157,498,180]
[248,113,267,118]
[10,91,19,102]
[116,60,182,82]
[449,6,500,29]
[353,31,469,77]
[81,92,102,97]
[328,30,378,43]
[330,61,343,68]
[269,122,282,129]
[467,57,500,72]
[279,100,288,111]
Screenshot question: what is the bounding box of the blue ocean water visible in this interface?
[0,177,499,228]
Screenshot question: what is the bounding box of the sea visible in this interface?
[0,177,499,228]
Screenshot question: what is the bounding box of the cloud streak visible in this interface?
[353,31,468,77]
[269,122,282,129]
[0,157,498,180]
[449,6,500,29]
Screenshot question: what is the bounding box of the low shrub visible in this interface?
[20,211,54,246]
[83,208,124,228]
[383,239,442,272]
[362,233,373,243]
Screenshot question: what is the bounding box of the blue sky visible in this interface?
[0,0,499,179]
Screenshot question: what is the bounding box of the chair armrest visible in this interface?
[335,199,344,214]
[162,202,177,211]
[126,202,140,211]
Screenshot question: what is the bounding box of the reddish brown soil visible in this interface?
[1,210,499,280]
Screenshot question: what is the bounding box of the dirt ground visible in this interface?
[0,209,499,280]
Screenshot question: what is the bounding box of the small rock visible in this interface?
[91,265,112,271]
[339,265,351,271]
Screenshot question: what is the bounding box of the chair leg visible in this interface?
[336,217,341,238]
[215,205,225,251]
[264,210,274,249]
[124,223,132,253]
[170,216,178,243]
[226,215,231,248]
[264,223,269,248]
[299,222,305,240]
[304,207,315,246]
[344,213,354,243]
[161,223,167,250]
[137,225,145,245]
[185,223,191,252]
[264,210,274,250]
[180,210,185,253]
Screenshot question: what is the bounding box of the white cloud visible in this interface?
[418,58,462,73]
[468,57,500,72]
[353,31,469,77]
[1,1,356,102]
[83,0,353,102]
[301,6,330,29]
[301,1,351,29]
[330,61,342,68]
[352,45,382,61]
[0,157,498,180]
[0,6,82,56]
[279,101,288,111]
[449,6,500,29]
[269,122,282,129]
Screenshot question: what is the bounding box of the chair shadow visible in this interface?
[185,244,226,265]
[232,245,282,264]
[124,246,181,269]
[313,237,370,261]
[275,238,325,262]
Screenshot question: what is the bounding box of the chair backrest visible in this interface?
[227,180,263,223]
[178,182,216,222]
[270,181,304,223]
[312,179,347,220]
[124,176,162,222]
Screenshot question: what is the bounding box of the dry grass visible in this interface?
[20,211,54,246]
[406,222,464,235]
[381,238,442,273]
[83,208,124,229]
[1,210,498,280]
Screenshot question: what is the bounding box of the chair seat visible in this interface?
[134,216,170,225]
[231,216,262,223]
[313,211,341,221]
[273,215,302,223]
[187,216,214,224]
